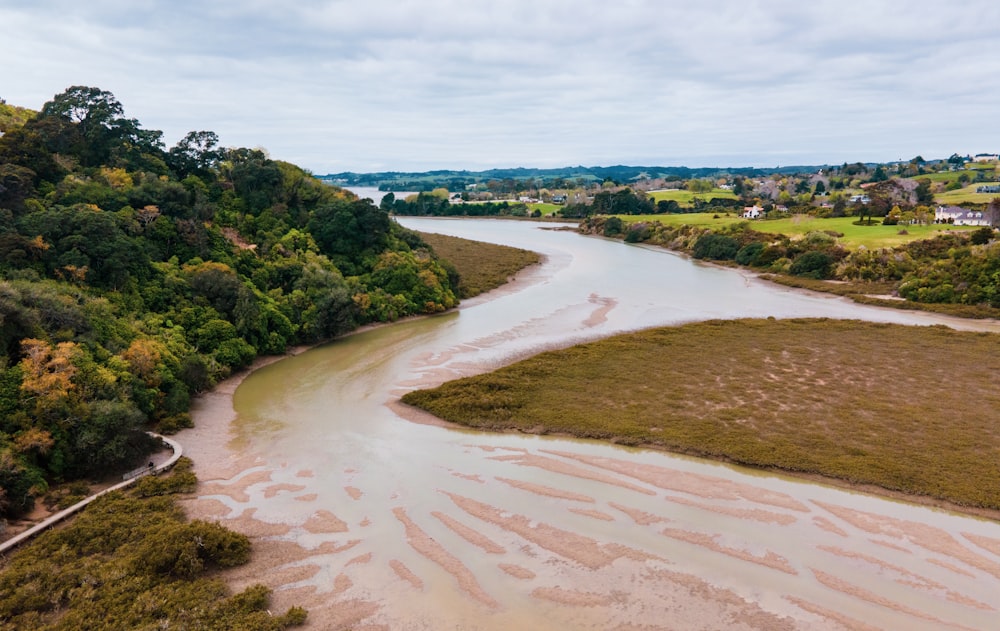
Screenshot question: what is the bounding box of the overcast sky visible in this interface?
[2,0,999,173]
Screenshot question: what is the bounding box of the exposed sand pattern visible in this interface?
[182,497,232,518]
[225,507,293,536]
[817,545,945,590]
[451,472,485,483]
[347,552,373,566]
[432,511,505,554]
[583,293,617,328]
[392,507,499,609]
[928,557,978,578]
[294,493,318,502]
[532,586,616,607]
[197,468,273,503]
[664,494,798,525]
[640,568,800,630]
[489,453,655,495]
[389,559,424,590]
[868,538,911,553]
[812,515,848,537]
[498,563,535,579]
[344,486,363,500]
[332,573,353,595]
[446,491,654,570]
[496,476,596,502]
[964,532,1000,557]
[609,502,670,526]
[295,469,315,478]
[263,483,307,498]
[815,502,1000,579]
[784,596,882,631]
[569,508,615,521]
[303,510,349,534]
[546,450,810,512]
[662,528,797,574]
[810,568,972,628]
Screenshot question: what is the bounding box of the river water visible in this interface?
[182,218,1000,630]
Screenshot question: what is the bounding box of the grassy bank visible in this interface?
[420,231,541,298]
[403,318,1000,513]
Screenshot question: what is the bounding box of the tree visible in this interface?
[167,130,220,179]
[39,86,163,168]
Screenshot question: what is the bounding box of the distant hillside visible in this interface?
[322,163,831,191]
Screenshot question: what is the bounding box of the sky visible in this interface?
[2,0,999,173]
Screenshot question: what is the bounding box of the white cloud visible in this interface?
[2,0,999,172]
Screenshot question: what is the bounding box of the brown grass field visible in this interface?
[419,231,541,298]
[402,318,1000,513]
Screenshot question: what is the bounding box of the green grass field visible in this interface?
[647,188,737,206]
[904,169,997,184]
[527,202,561,216]
[934,182,1000,205]
[616,213,975,249]
[402,318,1000,512]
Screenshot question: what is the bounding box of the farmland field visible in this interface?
[647,188,737,206]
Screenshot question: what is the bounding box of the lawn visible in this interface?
[527,202,562,216]
[402,318,1000,512]
[934,182,1000,205]
[615,213,975,249]
[647,188,737,206]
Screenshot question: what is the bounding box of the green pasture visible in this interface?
[647,188,737,206]
[905,169,992,184]
[616,213,975,249]
[934,182,1000,205]
[528,202,561,216]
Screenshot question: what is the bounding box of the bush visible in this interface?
[735,242,765,266]
[970,226,994,245]
[692,234,739,260]
[789,251,834,279]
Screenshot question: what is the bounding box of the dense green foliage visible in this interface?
[0,458,307,630]
[0,87,458,518]
[402,319,1000,511]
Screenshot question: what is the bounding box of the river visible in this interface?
[181,218,1000,630]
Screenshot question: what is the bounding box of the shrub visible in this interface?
[692,234,739,260]
[735,242,765,266]
[789,251,834,279]
[970,226,994,245]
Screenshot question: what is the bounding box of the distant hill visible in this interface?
[321,164,832,191]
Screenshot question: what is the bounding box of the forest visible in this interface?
[0,87,458,519]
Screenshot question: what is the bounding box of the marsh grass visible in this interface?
[419,231,541,298]
[402,318,1000,511]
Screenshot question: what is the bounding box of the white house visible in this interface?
[973,153,999,163]
[935,205,993,226]
[742,205,763,219]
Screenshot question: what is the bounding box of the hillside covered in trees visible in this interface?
[0,87,458,519]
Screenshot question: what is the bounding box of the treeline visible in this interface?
[583,216,1000,312]
[381,191,536,217]
[0,87,458,518]
[324,163,829,191]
